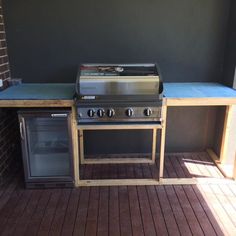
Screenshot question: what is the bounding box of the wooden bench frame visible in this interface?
[76,102,167,186]
[165,98,236,182]
[78,125,160,165]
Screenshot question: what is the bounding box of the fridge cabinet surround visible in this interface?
[18,110,74,187]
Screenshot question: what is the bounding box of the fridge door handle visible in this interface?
[20,121,24,140]
[51,113,68,118]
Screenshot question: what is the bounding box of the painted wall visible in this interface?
[2,0,232,153]
[213,0,236,158]
[223,0,236,87]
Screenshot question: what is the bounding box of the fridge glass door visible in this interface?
[25,117,71,177]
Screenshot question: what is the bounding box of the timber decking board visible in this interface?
[118,186,133,236]
[80,152,224,180]
[183,185,219,235]
[97,187,109,236]
[165,185,192,235]
[61,188,81,236]
[13,189,43,235]
[48,189,71,236]
[1,189,33,236]
[0,179,24,231]
[85,187,99,236]
[0,153,236,235]
[156,185,181,235]
[128,186,144,236]
[109,187,120,236]
[146,186,169,235]
[24,189,52,235]
[37,189,61,236]
[194,154,236,230]
[137,186,157,235]
[173,186,206,235]
[73,187,90,235]
[198,184,236,235]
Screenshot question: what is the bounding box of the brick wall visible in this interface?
[0,0,10,90]
[0,109,20,184]
[0,1,19,185]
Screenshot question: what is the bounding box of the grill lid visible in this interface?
[75,63,163,101]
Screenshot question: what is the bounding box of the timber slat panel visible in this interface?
[0,180,23,231]
[85,187,99,236]
[201,152,223,178]
[97,187,109,236]
[183,185,218,235]
[0,172,19,199]
[165,185,192,235]
[0,177,20,211]
[174,154,193,178]
[137,186,157,235]
[1,189,32,236]
[165,156,178,178]
[210,184,236,228]
[173,186,205,236]
[169,154,187,177]
[24,189,52,235]
[146,186,168,235]
[13,189,43,235]
[48,189,71,236]
[119,186,132,236]
[61,188,81,235]
[126,164,135,179]
[109,186,120,236]
[218,184,236,216]
[155,186,181,236]
[134,163,143,179]
[73,187,90,235]
[128,186,144,236]
[37,189,61,236]
[191,185,226,236]
[118,164,128,179]
[142,163,152,178]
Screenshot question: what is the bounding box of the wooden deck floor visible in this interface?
[0,152,236,236]
[80,152,225,180]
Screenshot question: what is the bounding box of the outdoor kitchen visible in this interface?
[0,0,236,235]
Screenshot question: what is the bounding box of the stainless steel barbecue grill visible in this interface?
[75,63,163,123]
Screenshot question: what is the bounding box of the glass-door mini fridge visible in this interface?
[18,110,74,188]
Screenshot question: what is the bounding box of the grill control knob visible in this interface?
[97,109,105,117]
[107,108,115,118]
[87,109,95,117]
[144,108,152,117]
[126,108,134,117]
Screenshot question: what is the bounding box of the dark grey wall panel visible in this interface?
[223,0,236,87]
[84,130,153,155]
[217,0,236,156]
[213,106,226,156]
[3,0,230,84]
[2,0,231,152]
[166,106,218,152]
